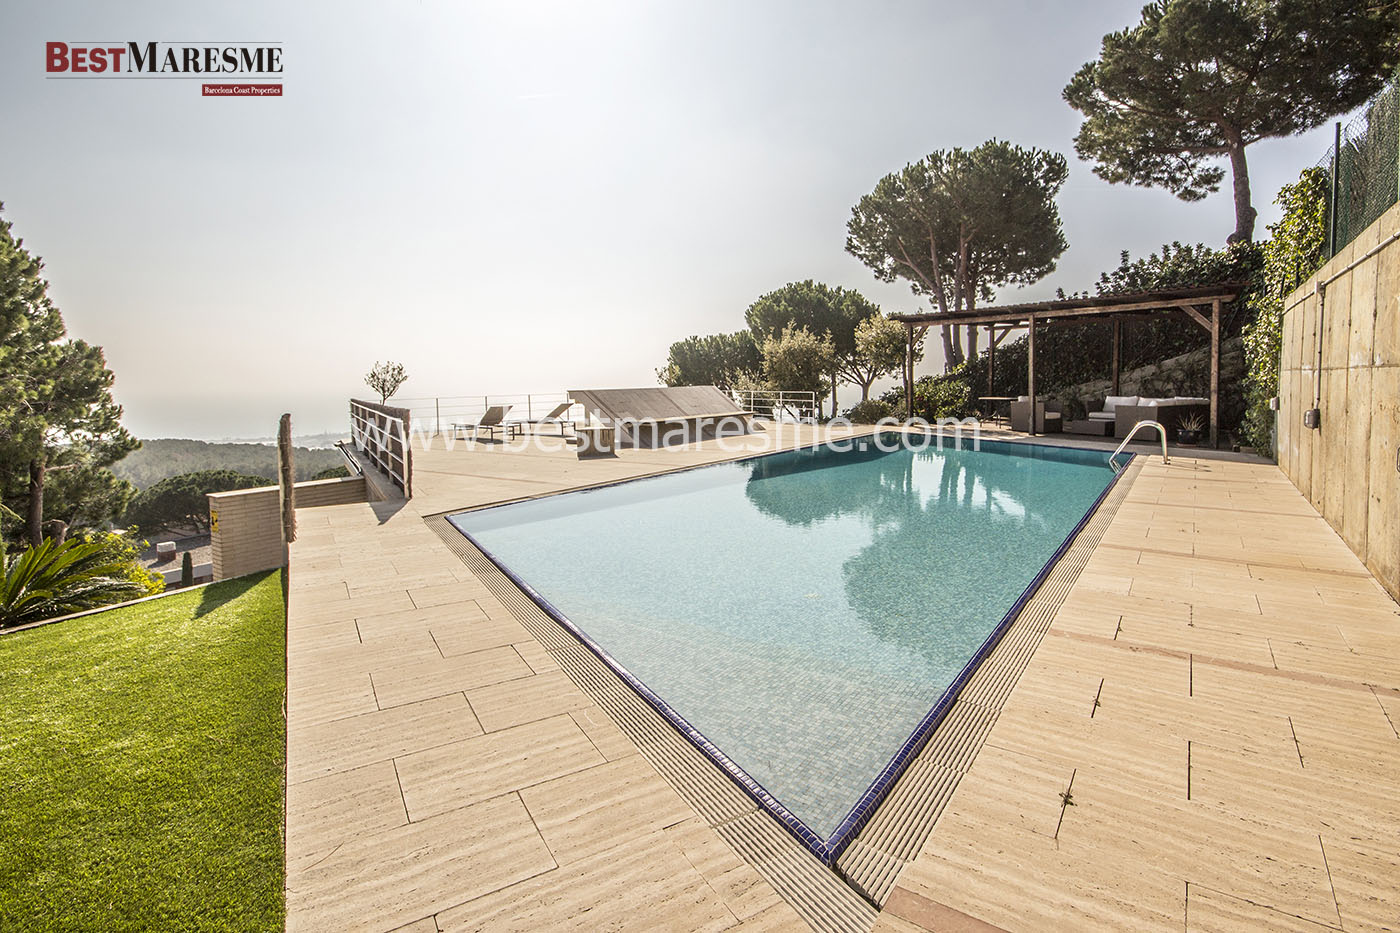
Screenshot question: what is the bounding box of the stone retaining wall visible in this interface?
[1280,203,1399,601]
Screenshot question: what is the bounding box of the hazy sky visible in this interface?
[1,1,1345,439]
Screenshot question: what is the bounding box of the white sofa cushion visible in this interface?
[1102,395,1138,412]
[1087,411,1116,421]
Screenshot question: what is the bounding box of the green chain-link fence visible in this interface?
[1324,71,1400,258]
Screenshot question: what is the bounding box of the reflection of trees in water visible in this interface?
[845,452,1027,663]
[743,444,913,528]
[746,444,1054,664]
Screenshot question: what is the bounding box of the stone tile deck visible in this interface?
[285,428,1400,932]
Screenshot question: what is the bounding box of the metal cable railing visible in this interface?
[730,389,819,422]
[392,393,588,436]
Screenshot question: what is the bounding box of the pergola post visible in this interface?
[1111,320,1121,395]
[987,324,996,395]
[1027,313,1037,436]
[1210,299,1220,448]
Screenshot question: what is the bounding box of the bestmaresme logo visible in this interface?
[46,42,283,97]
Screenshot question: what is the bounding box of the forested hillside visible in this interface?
[113,439,347,489]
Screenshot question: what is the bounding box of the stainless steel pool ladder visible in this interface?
[1109,420,1169,472]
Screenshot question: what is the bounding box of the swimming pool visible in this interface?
[448,434,1121,863]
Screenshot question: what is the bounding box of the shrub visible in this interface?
[882,365,976,422]
[180,551,194,588]
[0,536,161,629]
[914,374,974,421]
[1239,168,1328,454]
[846,399,896,423]
[312,465,351,480]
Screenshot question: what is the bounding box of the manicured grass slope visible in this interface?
[0,572,286,932]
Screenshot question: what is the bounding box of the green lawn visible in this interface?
[0,572,286,932]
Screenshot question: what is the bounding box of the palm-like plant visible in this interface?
[0,537,154,629]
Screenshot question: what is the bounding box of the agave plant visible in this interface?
[0,536,154,629]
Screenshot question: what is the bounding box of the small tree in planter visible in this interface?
[179,551,194,588]
[364,361,408,404]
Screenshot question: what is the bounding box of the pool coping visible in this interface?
[440,434,1135,867]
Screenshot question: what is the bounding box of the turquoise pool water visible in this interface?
[449,434,1118,859]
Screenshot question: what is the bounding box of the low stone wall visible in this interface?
[294,476,368,508]
[209,476,366,581]
[1279,203,1399,601]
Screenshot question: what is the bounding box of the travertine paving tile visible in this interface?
[464,669,594,732]
[519,754,695,864]
[664,818,784,921]
[286,759,407,860]
[286,793,555,933]
[287,670,378,726]
[431,615,534,657]
[369,645,531,709]
[408,580,494,609]
[289,693,482,783]
[434,827,737,933]
[569,706,635,760]
[395,714,604,821]
[512,638,559,674]
[1185,885,1338,932]
[354,601,490,642]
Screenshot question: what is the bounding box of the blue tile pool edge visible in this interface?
[446,440,1136,867]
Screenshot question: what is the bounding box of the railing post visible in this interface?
[435,398,441,437]
[1327,121,1340,259]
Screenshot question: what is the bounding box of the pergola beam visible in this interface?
[895,296,1237,329]
[1178,303,1212,331]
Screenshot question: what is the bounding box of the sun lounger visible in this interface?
[452,405,521,441]
[522,402,576,435]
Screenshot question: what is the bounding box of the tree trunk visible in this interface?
[831,376,838,419]
[26,458,45,547]
[940,324,959,370]
[1225,138,1256,244]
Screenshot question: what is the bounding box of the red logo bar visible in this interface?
[202,83,282,97]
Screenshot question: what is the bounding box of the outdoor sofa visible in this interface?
[1084,395,1209,438]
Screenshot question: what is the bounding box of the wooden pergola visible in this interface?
[892,283,1244,448]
